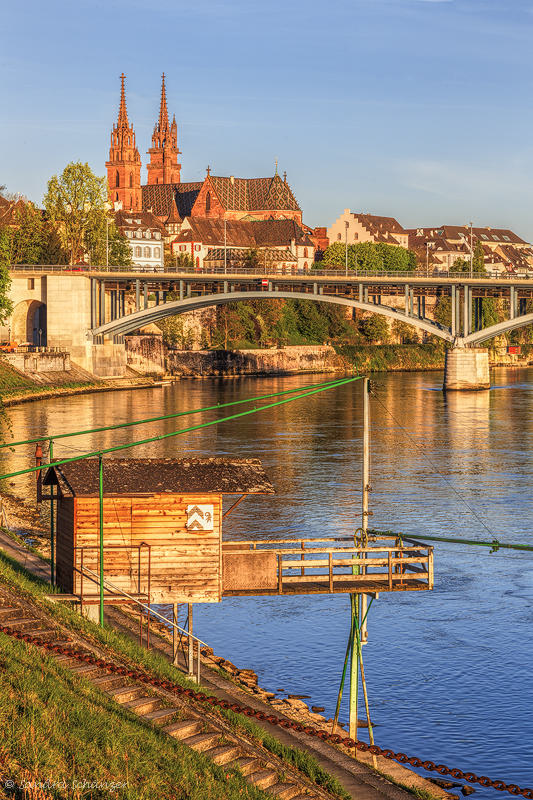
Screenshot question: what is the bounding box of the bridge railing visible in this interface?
[8,264,531,280]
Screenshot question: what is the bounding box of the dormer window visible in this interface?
[136,230,142,239]
[154,231,161,240]
[146,230,151,239]
[206,191,211,213]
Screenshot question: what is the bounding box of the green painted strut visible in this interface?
[372,529,533,554]
[0,377,350,451]
[0,376,361,483]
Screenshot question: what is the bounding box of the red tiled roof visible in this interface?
[208,174,300,212]
[174,218,312,248]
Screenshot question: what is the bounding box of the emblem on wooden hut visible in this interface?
[186,505,214,532]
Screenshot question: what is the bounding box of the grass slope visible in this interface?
[0,549,349,800]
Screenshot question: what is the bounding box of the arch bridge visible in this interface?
[86,270,533,347]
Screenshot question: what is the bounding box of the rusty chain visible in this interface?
[2,624,531,799]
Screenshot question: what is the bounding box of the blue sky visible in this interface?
[3,0,533,237]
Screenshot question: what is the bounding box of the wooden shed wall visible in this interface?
[56,497,75,593]
[71,493,222,604]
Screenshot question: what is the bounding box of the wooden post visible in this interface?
[187,604,193,678]
[172,602,178,666]
[349,593,359,748]
[329,552,333,592]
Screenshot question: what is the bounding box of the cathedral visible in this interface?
[105,74,303,232]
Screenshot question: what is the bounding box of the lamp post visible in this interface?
[104,201,113,268]
[469,221,473,278]
[345,220,349,277]
[426,242,430,277]
[224,219,227,275]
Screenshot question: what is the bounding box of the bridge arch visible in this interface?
[464,313,533,346]
[12,299,47,345]
[90,290,453,343]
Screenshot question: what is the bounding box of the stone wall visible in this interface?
[3,351,70,374]
[166,345,344,377]
[125,334,165,375]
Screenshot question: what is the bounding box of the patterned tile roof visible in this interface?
[209,174,300,212]
[141,182,203,222]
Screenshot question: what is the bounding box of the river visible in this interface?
[1,369,532,797]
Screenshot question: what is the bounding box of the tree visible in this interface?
[0,202,68,267]
[44,162,107,264]
[472,240,486,275]
[320,241,416,273]
[165,251,195,272]
[243,248,260,269]
[85,218,132,267]
[359,314,390,343]
[392,319,420,344]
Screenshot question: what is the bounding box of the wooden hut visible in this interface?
[43,457,274,605]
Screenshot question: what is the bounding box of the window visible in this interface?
[125,230,131,238]
[146,230,151,239]
[353,233,359,241]
[303,247,308,258]
[154,231,161,240]
[135,246,142,258]
[144,246,151,258]
[503,235,511,242]
[194,245,201,251]
[136,230,142,238]
[179,245,187,252]
[337,233,341,241]
[115,170,120,188]
[27,278,35,290]
[115,192,119,202]
[154,247,161,258]
[205,191,211,213]
[129,173,133,188]
[481,234,489,240]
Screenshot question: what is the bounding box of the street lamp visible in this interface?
[345,220,349,277]
[426,242,430,277]
[224,219,227,275]
[104,201,113,268]
[469,221,473,278]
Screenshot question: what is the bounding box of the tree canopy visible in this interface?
[319,241,416,272]
[44,162,107,265]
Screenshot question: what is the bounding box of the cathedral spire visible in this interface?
[117,72,128,127]
[158,73,169,132]
[106,73,142,210]
[147,73,181,185]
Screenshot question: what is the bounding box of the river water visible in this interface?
[1,369,532,796]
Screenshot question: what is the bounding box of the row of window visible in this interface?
[125,229,161,240]
[336,232,359,241]
[133,246,161,259]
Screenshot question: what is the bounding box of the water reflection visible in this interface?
[1,371,532,795]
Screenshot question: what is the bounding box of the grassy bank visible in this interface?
[0,360,98,405]
[0,629,269,800]
[335,343,446,373]
[0,549,349,800]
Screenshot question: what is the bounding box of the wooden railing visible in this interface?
[222,536,433,594]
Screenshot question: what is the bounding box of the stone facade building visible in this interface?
[327,210,408,249]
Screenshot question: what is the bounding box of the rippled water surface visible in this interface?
[2,368,532,796]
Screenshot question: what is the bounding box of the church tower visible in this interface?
[106,73,142,210]
[146,74,181,185]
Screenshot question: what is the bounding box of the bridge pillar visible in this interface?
[443,348,490,391]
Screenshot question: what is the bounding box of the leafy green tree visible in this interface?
[472,240,486,275]
[86,218,132,267]
[359,314,390,343]
[243,248,259,269]
[392,319,420,343]
[320,241,416,273]
[165,250,195,272]
[44,162,107,264]
[0,202,68,266]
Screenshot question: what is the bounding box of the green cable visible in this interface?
[0,376,352,451]
[0,376,361,482]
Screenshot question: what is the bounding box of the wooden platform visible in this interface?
[222,536,434,598]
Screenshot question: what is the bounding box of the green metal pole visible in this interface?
[49,439,54,586]
[349,593,359,745]
[98,454,104,627]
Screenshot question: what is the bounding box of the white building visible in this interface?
[114,210,165,272]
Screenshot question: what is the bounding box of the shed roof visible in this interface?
[43,458,275,497]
